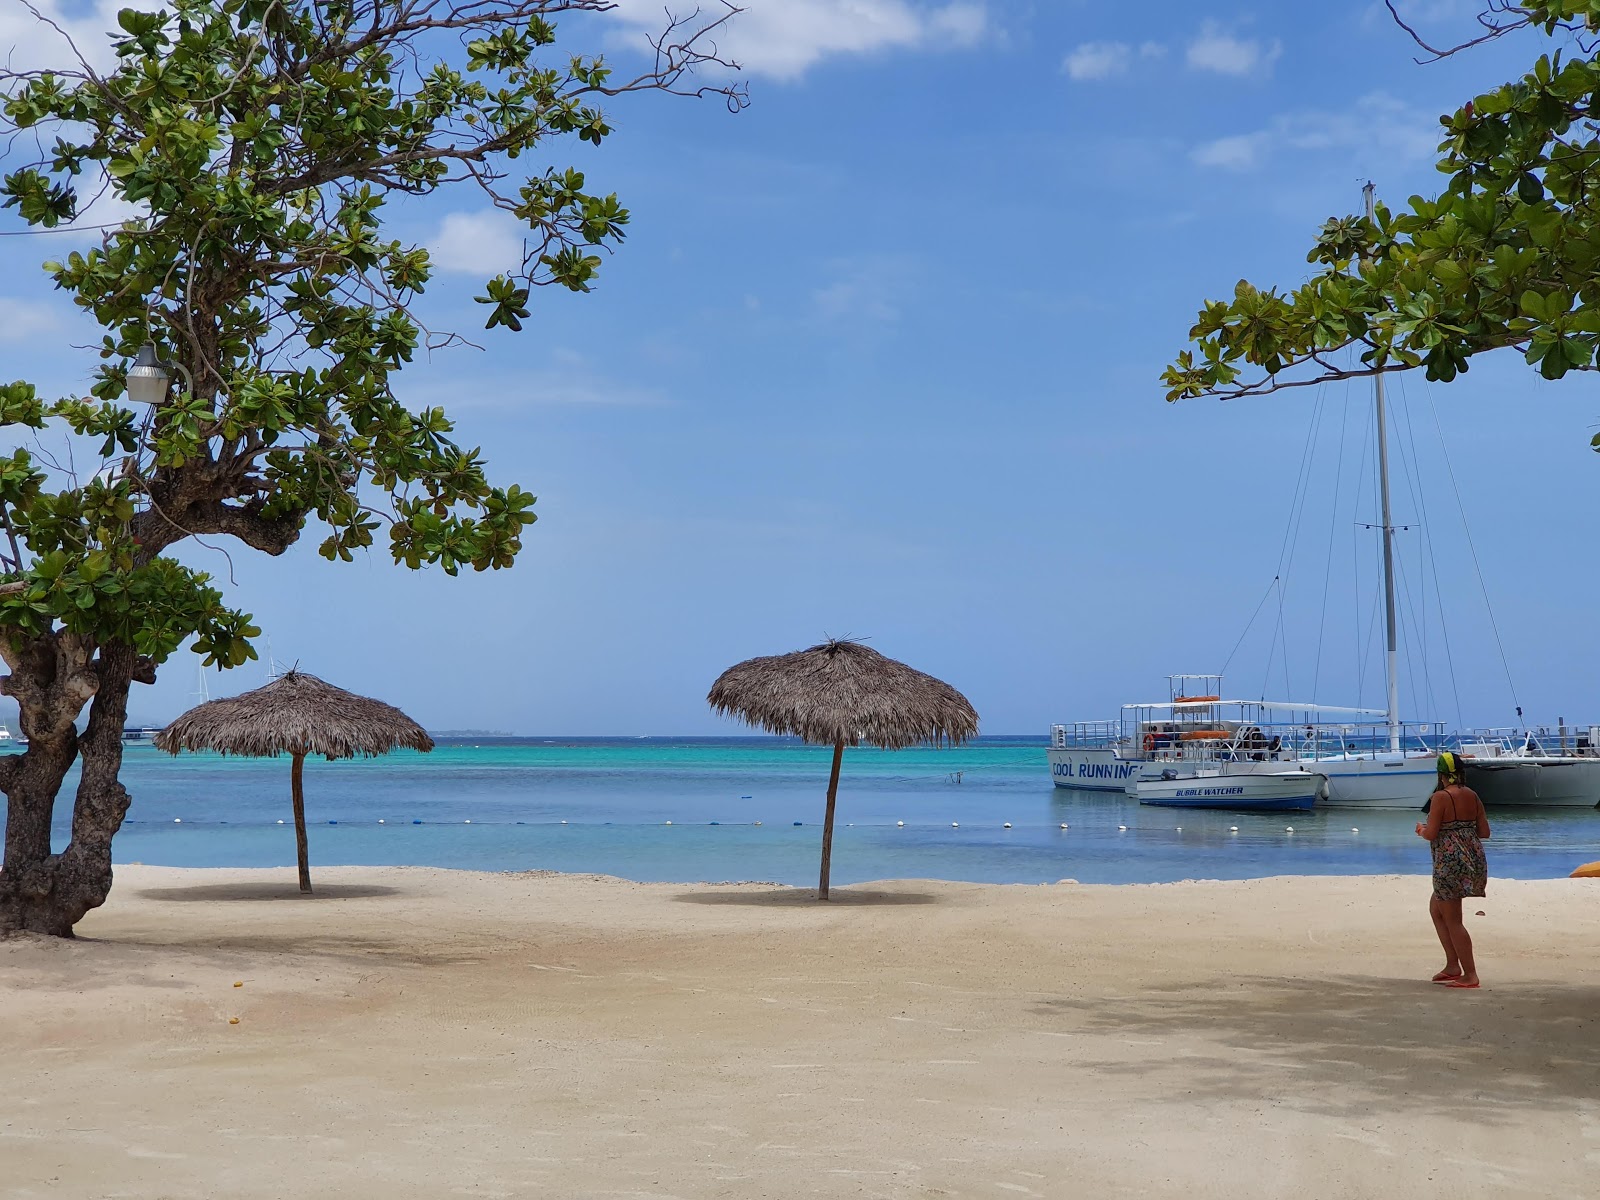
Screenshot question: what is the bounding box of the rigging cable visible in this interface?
[1220,575,1280,680]
[1310,386,1352,703]
[1397,373,1464,730]
[1421,378,1521,720]
[1264,385,1329,699]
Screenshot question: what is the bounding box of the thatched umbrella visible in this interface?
[153,670,434,893]
[708,639,978,899]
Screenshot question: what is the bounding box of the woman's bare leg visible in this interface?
[1442,899,1478,986]
[1430,895,1462,980]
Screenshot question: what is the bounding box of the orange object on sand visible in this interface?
[1570,861,1600,878]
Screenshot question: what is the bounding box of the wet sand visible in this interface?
[4,866,1598,1199]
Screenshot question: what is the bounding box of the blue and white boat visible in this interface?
[1129,766,1327,811]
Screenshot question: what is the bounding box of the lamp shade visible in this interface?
[125,344,170,406]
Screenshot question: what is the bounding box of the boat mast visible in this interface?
[1364,182,1402,753]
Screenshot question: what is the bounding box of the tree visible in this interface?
[0,0,744,936]
[1162,1,1600,449]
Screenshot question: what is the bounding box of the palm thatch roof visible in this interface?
[153,670,434,760]
[708,639,978,749]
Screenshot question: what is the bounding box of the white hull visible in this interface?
[1049,748,1162,791]
[1130,770,1326,811]
[1234,754,1437,809]
[1463,759,1600,808]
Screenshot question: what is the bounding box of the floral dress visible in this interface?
[1431,785,1488,901]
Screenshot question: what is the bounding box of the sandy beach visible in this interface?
[4,866,1598,1199]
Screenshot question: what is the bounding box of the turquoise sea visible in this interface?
[17,736,1600,885]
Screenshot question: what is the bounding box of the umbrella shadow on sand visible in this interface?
[674,886,941,907]
[136,882,401,903]
[1031,972,1600,1119]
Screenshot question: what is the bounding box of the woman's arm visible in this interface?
[1477,793,1491,840]
[1417,792,1446,840]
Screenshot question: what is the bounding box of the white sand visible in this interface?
[4,866,1598,1199]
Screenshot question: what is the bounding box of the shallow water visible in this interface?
[12,736,1600,885]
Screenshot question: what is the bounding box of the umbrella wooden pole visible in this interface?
[818,739,845,900]
[291,751,312,893]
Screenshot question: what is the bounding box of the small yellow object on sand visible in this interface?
[1571,860,1600,879]
[233,981,243,987]
[228,1017,240,1025]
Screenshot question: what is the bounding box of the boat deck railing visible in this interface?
[1051,722,1122,749]
[1054,715,1446,760]
[1456,726,1600,758]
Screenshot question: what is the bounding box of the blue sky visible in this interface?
[0,1,1594,735]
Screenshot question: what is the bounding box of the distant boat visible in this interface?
[0,723,22,749]
[1130,767,1327,812]
[1456,728,1600,808]
[121,725,164,743]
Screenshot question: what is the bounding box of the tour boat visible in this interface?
[1129,767,1328,811]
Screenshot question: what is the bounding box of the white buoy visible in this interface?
[951,822,959,828]
[1285,826,1295,833]
[1118,824,1128,831]
[1060,823,1068,830]
[1229,826,1239,833]
[560,819,567,825]
[1351,827,1359,833]
[173,818,181,823]
[378,819,385,824]
[464,819,472,824]
[896,820,905,827]
[665,820,673,826]
[1175,826,1182,832]
[1003,822,1012,829]
[277,819,284,825]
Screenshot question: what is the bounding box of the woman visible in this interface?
[1415,751,1490,988]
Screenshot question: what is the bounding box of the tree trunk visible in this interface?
[291,751,312,893]
[0,642,136,937]
[817,739,845,901]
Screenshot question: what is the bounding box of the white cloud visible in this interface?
[429,211,527,276]
[812,258,912,323]
[1372,0,1479,25]
[0,1,124,74]
[1062,39,1166,82]
[1062,41,1132,82]
[1186,21,1282,77]
[607,0,989,82]
[1191,133,1271,170]
[0,297,61,344]
[1191,92,1441,172]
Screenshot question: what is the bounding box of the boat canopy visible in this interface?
[1123,699,1389,716]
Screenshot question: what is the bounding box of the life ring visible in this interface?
[1143,733,1157,754]
[1571,860,1600,879]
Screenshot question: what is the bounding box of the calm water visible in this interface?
[12,736,1600,886]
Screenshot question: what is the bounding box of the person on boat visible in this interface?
[1415,751,1490,988]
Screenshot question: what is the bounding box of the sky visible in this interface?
[0,1,1595,736]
